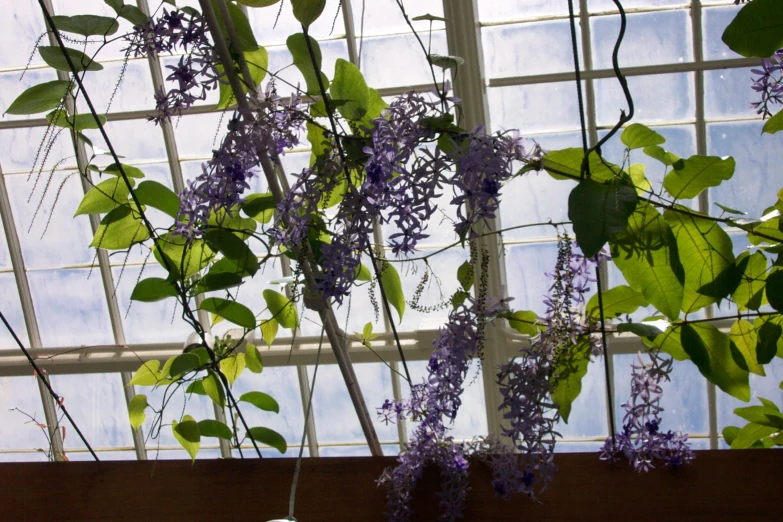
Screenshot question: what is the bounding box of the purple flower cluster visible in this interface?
[599,352,694,471]
[449,128,541,239]
[751,49,783,118]
[378,296,510,521]
[123,9,219,123]
[175,83,308,238]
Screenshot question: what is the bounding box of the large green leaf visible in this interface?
[506,310,544,336]
[767,270,783,312]
[103,163,145,179]
[127,360,161,387]
[246,426,287,454]
[730,422,778,449]
[730,320,765,376]
[204,229,258,276]
[262,290,298,329]
[240,193,276,224]
[642,325,689,360]
[732,251,767,311]
[291,0,326,27]
[664,209,735,313]
[245,343,264,373]
[380,261,405,322]
[105,0,148,25]
[130,277,179,302]
[198,419,233,440]
[568,178,637,257]
[170,353,202,377]
[134,180,179,219]
[5,80,71,115]
[621,123,665,150]
[39,46,103,72]
[212,0,258,51]
[286,33,329,95]
[200,298,256,329]
[153,234,214,279]
[763,110,783,135]
[239,391,279,413]
[172,415,200,462]
[331,58,370,121]
[734,402,783,429]
[261,318,278,347]
[551,338,591,423]
[128,394,148,430]
[74,177,131,216]
[90,203,150,250]
[663,155,735,200]
[542,148,623,183]
[220,354,245,386]
[721,0,783,58]
[47,109,107,131]
[585,285,648,320]
[680,323,750,402]
[609,203,685,320]
[754,315,783,361]
[643,145,682,168]
[203,371,226,408]
[50,15,119,36]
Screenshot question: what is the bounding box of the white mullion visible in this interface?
[0,160,65,457]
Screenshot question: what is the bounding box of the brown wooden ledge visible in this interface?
[0,450,779,521]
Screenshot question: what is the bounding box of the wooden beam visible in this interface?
[0,451,779,521]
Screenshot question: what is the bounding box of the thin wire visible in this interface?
[358,0,366,70]
[0,310,99,461]
[565,0,618,445]
[289,326,326,520]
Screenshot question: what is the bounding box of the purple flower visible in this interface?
[750,49,783,118]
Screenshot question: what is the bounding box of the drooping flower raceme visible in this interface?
[599,351,694,471]
[750,49,783,118]
[124,9,220,124]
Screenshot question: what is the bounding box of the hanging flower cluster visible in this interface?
[599,351,695,471]
[123,9,220,123]
[751,50,783,118]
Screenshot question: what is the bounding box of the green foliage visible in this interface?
[568,178,638,257]
[172,415,200,462]
[643,145,682,168]
[134,180,180,219]
[287,33,329,95]
[680,323,750,402]
[763,110,783,135]
[5,80,71,115]
[355,263,372,282]
[128,361,161,387]
[90,203,150,250]
[220,354,246,386]
[662,155,735,200]
[427,54,465,70]
[212,0,258,51]
[331,58,370,121]
[204,229,259,277]
[239,391,280,413]
[380,261,405,321]
[131,277,179,302]
[586,285,648,320]
[621,123,665,150]
[203,371,226,408]
[721,0,783,58]
[197,419,233,440]
[200,298,256,329]
[170,353,202,377]
[103,163,145,179]
[241,193,276,223]
[732,251,768,311]
[246,426,287,454]
[262,290,298,329]
[618,320,670,339]
[457,261,473,292]
[260,319,279,347]
[246,344,264,373]
[506,310,543,336]
[730,320,766,376]
[39,46,103,72]
[153,234,214,279]
[128,394,148,430]
[730,422,778,449]
[74,177,132,216]
[216,46,268,110]
[551,338,591,423]
[291,0,326,28]
[50,15,119,36]
[766,271,783,312]
[47,109,107,131]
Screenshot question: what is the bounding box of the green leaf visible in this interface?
[39,46,103,72]
[90,203,150,250]
[451,290,470,309]
[663,155,735,200]
[721,0,783,58]
[154,234,214,279]
[212,0,258,51]
[722,425,740,446]
[628,164,652,195]
[542,148,622,183]
[216,46,269,109]
[380,261,405,321]
[618,320,670,339]
[202,371,226,408]
[744,206,783,246]
[427,54,465,70]
[586,285,648,320]
[220,354,245,386]
[103,163,145,179]
[715,202,747,215]
[730,320,765,376]
[49,15,119,37]
[246,343,264,373]
[262,290,298,329]
[756,319,782,365]
[74,177,131,216]
[128,360,161,387]
[642,145,682,168]
[286,33,329,95]
[766,270,783,312]
[291,0,326,27]
[172,415,200,462]
[246,426,287,454]
[197,419,233,440]
[319,176,347,209]
[569,178,637,258]
[732,251,768,311]
[131,277,179,302]
[457,261,474,292]
[134,180,179,219]
[200,298,256,329]
[204,229,258,276]
[105,1,149,25]
[128,394,148,429]
[762,110,783,135]
[260,318,279,347]
[506,310,544,336]
[170,353,202,377]
[330,58,369,121]
[239,391,280,413]
[46,109,107,131]
[609,203,685,320]
[355,263,372,282]
[241,193,276,224]
[186,379,206,395]
[734,403,783,429]
[5,80,71,115]
[364,88,388,123]
[551,338,591,423]
[621,123,665,150]
[193,272,244,294]
[681,323,750,402]
[411,13,447,22]
[730,422,778,449]
[664,209,735,313]
[643,325,686,361]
